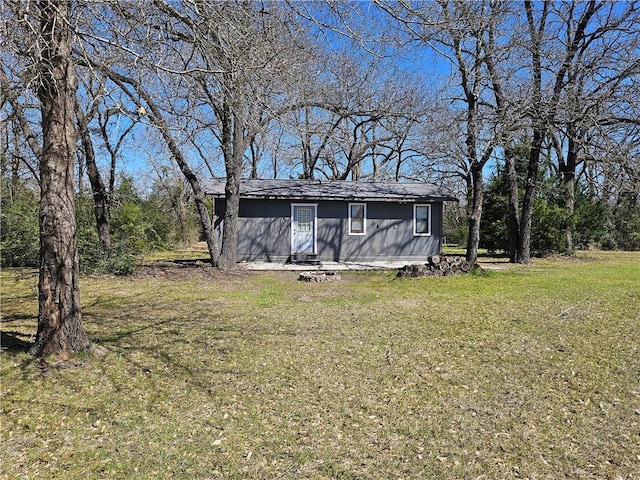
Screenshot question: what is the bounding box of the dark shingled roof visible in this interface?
[205,178,457,202]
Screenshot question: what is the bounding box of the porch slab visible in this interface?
[237,260,410,271]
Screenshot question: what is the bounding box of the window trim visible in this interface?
[348,202,367,236]
[413,204,432,236]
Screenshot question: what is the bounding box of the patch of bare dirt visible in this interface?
[134,261,254,281]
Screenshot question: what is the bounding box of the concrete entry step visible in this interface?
[287,253,321,265]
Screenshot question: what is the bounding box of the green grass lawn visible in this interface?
[2,251,639,479]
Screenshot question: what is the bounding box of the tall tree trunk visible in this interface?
[517,129,543,263]
[562,132,578,252]
[75,98,112,256]
[505,147,520,263]
[301,107,313,179]
[30,0,89,359]
[517,0,596,262]
[518,0,545,264]
[219,172,241,270]
[219,93,243,270]
[249,143,259,179]
[466,163,483,263]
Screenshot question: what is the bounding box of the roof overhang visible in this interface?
[205,178,458,203]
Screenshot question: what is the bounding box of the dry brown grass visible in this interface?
[1,251,639,479]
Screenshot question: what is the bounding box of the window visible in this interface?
[349,203,366,235]
[413,204,431,236]
[297,207,312,232]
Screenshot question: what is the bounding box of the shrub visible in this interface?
[0,180,39,267]
[76,193,144,275]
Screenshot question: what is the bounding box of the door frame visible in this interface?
[290,203,318,254]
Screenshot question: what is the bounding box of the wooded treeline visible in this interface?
[2,0,639,270]
[2,0,638,358]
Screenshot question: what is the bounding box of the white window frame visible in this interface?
[413,204,432,236]
[348,202,367,236]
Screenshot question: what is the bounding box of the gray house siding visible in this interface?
[215,198,443,262]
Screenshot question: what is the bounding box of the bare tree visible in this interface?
[75,93,112,256]
[553,2,640,251]
[376,0,507,262]
[27,0,89,358]
[77,0,315,268]
[75,1,220,265]
[273,36,427,182]
[0,70,42,184]
[507,0,640,261]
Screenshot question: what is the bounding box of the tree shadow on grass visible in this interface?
[88,317,175,345]
[1,330,32,353]
[1,313,36,323]
[85,312,256,391]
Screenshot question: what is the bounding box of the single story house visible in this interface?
[205,178,456,263]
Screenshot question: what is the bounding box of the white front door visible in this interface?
[291,205,317,254]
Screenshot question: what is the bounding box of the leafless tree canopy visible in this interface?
[3,0,639,271]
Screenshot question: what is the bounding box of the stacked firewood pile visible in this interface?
[397,255,480,278]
